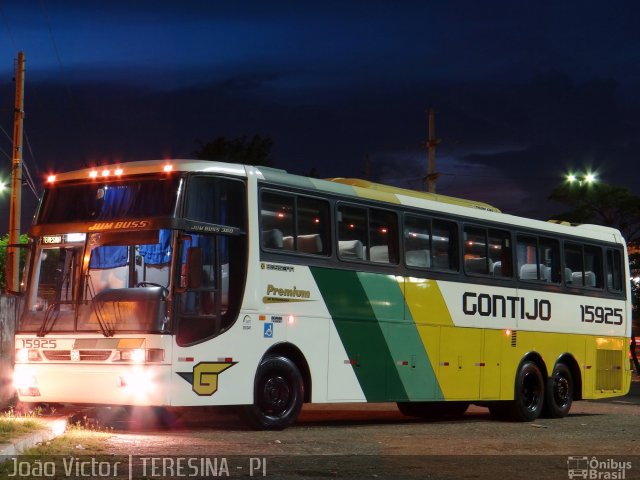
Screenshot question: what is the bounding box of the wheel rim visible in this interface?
[260,375,291,415]
[522,371,541,412]
[553,374,570,407]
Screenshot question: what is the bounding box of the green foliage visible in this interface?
[194,134,275,167]
[0,233,29,291]
[550,182,640,326]
[549,182,640,243]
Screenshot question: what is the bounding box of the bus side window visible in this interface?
[296,196,331,256]
[432,220,458,271]
[489,229,512,278]
[404,215,431,269]
[464,226,490,275]
[261,192,294,251]
[606,249,623,292]
[337,205,367,261]
[369,209,398,264]
[584,246,603,288]
[539,237,561,283]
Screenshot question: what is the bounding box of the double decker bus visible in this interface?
[13,160,631,429]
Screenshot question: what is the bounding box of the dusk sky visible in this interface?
[0,1,639,233]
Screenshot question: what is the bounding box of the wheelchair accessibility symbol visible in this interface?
[263,323,273,338]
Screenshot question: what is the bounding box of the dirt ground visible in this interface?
[48,380,639,479]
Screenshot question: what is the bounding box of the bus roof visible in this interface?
[45,159,625,245]
[327,178,501,213]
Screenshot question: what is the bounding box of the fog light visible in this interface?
[146,349,165,362]
[18,387,41,397]
[13,371,37,390]
[118,368,155,400]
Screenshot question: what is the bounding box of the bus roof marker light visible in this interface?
[47,175,56,183]
[89,170,98,179]
[163,164,173,173]
[102,169,110,177]
[114,168,124,176]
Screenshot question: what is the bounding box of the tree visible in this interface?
[548,182,640,244]
[0,233,29,292]
[193,135,276,167]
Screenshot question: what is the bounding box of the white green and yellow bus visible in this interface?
[14,160,631,429]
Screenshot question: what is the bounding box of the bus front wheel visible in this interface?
[542,363,573,418]
[242,355,304,430]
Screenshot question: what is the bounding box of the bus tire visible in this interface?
[242,355,304,430]
[397,401,468,418]
[507,360,545,421]
[542,363,573,418]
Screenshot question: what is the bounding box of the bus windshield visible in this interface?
[19,230,173,335]
[37,176,182,224]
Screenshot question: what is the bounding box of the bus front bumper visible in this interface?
[13,363,172,406]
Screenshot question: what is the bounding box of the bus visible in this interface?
[13,160,631,429]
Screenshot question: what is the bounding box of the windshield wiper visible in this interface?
[83,275,114,337]
[37,301,67,337]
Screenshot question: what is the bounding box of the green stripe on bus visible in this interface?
[310,267,403,401]
[356,272,443,401]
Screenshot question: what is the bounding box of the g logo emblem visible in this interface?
[178,362,236,396]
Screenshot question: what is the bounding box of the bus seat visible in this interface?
[520,263,539,280]
[406,249,431,268]
[339,240,364,260]
[263,229,283,249]
[369,245,390,263]
[465,257,489,274]
[432,254,451,270]
[565,267,573,284]
[297,234,322,254]
[492,261,502,276]
[282,236,294,250]
[572,271,597,287]
[540,265,552,282]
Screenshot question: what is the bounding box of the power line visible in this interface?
[0,124,12,144]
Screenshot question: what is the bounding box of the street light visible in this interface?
[0,179,5,193]
[565,171,597,186]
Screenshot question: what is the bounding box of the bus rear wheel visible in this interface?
[542,363,573,418]
[397,401,469,419]
[242,355,304,430]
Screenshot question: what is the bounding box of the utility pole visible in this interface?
[7,51,25,292]
[425,108,440,193]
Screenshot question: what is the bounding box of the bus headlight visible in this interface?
[16,348,42,362]
[115,349,164,363]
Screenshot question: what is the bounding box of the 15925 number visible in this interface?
[20,339,58,349]
[580,305,623,325]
